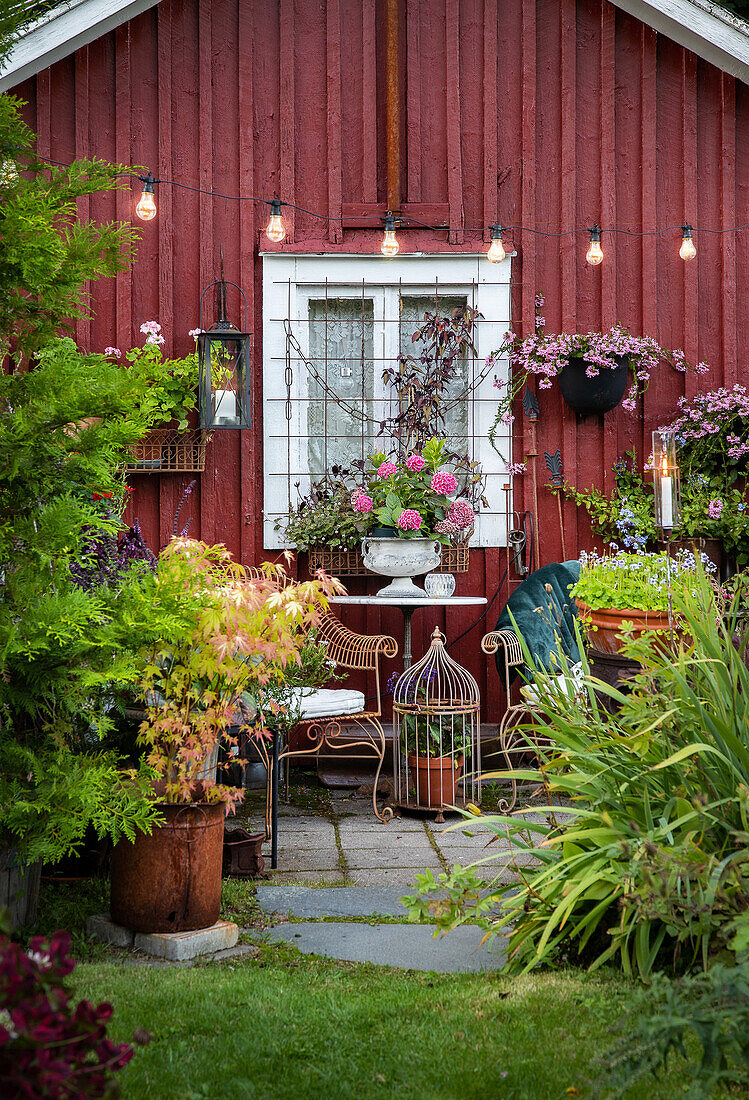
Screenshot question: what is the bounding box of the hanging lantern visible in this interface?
[652,430,681,534]
[196,261,252,430]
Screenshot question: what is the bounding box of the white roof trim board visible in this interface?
[609,0,749,84]
[0,0,747,91]
[0,0,160,92]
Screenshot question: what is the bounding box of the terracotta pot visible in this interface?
[576,601,677,656]
[110,802,225,934]
[407,753,464,809]
[558,355,629,416]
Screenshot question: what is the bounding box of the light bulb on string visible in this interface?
[380,211,400,257]
[265,196,286,243]
[487,225,506,263]
[586,225,603,266]
[679,224,697,261]
[135,174,157,222]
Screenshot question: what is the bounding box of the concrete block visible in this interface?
[344,847,441,869]
[86,914,135,948]
[134,920,238,961]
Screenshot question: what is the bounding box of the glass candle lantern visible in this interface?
[196,268,252,430]
[652,430,681,534]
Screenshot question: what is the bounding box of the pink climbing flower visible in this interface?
[397,509,423,531]
[708,498,724,519]
[430,471,458,495]
[352,492,373,513]
[406,455,426,472]
[104,346,121,358]
[446,499,474,529]
[377,461,398,479]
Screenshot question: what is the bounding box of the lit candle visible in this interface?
[660,455,674,529]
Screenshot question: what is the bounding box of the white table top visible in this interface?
[330,595,487,608]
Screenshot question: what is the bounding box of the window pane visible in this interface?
[399,295,470,457]
[307,298,374,477]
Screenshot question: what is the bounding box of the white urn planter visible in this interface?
[362,535,441,597]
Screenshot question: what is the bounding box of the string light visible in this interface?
[265,196,286,243]
[487,225,506,263]
[679,224,697,261]
[586,225,603,266]
[380,211,400,257]
[135,173,157,222]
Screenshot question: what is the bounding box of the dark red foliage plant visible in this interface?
[0,929,134,1098]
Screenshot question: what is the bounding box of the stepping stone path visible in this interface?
[230,779,540,972]
[255,885,507,973]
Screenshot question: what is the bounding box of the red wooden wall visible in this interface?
[16,0,748,718]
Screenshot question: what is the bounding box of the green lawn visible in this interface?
[71,947,693,1100]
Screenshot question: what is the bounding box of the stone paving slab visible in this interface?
[344,848,442,870]
[347,868,441,887]
[267,921,506,973]
[339,832,433,850]
[268,870,347,885]
[255,885,410,919]
[337,818,427,835]
[272,849,342,871]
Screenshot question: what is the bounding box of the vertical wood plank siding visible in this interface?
[17,0,748,720]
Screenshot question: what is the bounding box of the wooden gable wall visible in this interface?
[16,0,749,717]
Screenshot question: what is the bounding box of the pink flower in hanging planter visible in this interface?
[377,461,398,478]
[406,454,426,472]
[430,471,458,495]
[397,509,423,531]
[352,492,373,513]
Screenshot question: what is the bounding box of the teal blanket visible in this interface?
[493,561,581,684]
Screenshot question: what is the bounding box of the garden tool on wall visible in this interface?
[544,449,566,560]
[523,389,541,572]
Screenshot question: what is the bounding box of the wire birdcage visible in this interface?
[391,628,481,822]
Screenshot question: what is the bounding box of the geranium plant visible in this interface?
[489,293,708,432]
[109,321,198,432]
[134,542,335,809]
[355,437,474,540]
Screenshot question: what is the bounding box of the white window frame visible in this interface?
[262,252,512,549]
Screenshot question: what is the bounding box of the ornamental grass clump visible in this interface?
[404,569,749,979]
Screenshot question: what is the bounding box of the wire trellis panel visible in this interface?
[307,540,470,576]
[125,429,214,474]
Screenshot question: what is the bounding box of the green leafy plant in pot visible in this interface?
[110,544,333,933]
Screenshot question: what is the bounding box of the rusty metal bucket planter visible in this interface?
[110,803,225,934]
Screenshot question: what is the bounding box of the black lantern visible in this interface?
[196,264,252,430]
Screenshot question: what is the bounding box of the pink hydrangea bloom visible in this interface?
[397,509,423,531]
[431,471,458,495]
[378,461,398,478]
[406,455,425,472]
[435,518,459,535]
[708,499,723,519]
[446,499,474,529]
[104,346,121,358]
[353,492,373,513]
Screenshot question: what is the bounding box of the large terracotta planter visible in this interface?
[576,601,676,656]
[110,802,225,933]
[558,355,629,416]
[407,753,464,809]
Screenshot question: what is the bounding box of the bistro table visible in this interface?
[330,594,488,668]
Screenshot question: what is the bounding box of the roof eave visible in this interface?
[0,0,161,92]
[610,0,749,84]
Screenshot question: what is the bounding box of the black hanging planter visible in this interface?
[558,355,629,416]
